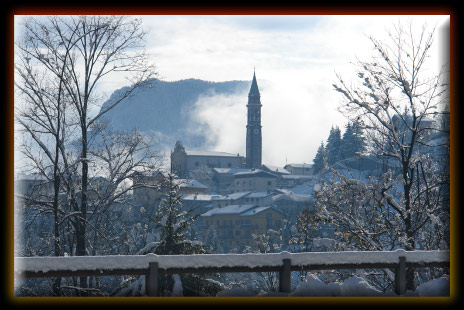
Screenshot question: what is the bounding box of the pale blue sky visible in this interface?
[14,15,450,167]
[137,15,449,166]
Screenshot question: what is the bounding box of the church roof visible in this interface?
[248,71,260,97]
[185,150,240,157]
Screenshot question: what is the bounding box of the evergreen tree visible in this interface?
[153,173,221,296]
[115,173,221,296]
[313,141,328,173]
[205,226,222,253]
[341,122,366,159]
[350,122,367,155]
[325,126,342,166]
[341,123,354,160]
[154,173,202,256]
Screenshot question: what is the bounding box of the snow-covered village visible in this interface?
[12,13,452,300]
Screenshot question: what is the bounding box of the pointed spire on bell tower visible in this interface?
[246,69,262,169]
[249,67,260,97]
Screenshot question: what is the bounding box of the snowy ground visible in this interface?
[216,274,450,297]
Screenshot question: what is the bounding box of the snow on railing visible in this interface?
[14,249,450,296]
[14,249,449,273]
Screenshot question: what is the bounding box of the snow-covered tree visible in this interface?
[120,173,221,296]
[341,122,367,159]
[153,173,203,256]
[313,141,328,174]
[325,126,342,166]
[15,15,157,295]
[327,21,449,290]
[205,225,223,253]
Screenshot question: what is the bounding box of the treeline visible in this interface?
[313,122,367,173]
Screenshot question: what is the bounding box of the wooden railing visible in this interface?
[14,250,449,296]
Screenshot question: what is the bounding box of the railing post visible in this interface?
[145,262,159,296]
[395,256,407,295]
[279,258,291,293]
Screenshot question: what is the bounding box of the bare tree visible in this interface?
[86,121,161,253]
[15,15,157,295]
[15,21,81,294]
[328,21,449,290]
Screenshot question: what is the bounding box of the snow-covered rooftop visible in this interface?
[261,164,290,174]
[174,179,208,189]
[200,204,257,216]
[239,206,279,216]
[281,174,313,180]
[213,168,251,175]
[186,150,241,157]
[233,170,277,178]
[285,163,313,168]
[246,192,273,198]
[181,194,216,201]
[216,191,252,200]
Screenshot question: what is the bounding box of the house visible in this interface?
[233,169,277,192]
[259,164,290,176]
[280,174,313,188]
[174,179,209,194]
[211,168,252,194]
[210,191,274,209]
[211,191,251,208]
[180,193,216,215]
[131,171,168,206]
[260,164,291,187]
[198,204,285,251]
[14,173,52,199]
[284,163,314,175]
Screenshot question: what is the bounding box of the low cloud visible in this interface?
[189,71,347,167]
[190,89,248,156]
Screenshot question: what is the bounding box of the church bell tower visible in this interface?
[246,70,262,169]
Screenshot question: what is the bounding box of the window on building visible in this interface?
[267,181,272,186]
[195,161,199,167]
[228,163,232,168]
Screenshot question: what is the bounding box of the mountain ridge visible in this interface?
[99,78,251,151]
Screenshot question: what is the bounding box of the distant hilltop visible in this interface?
[99,78,250,151]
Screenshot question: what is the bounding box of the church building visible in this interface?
[171,70,263,178]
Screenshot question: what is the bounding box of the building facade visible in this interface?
[171,141,245,178]
[131,171,168,206]
[233,169,277,192]
[198,204,285,251]
[284,163,314,175]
